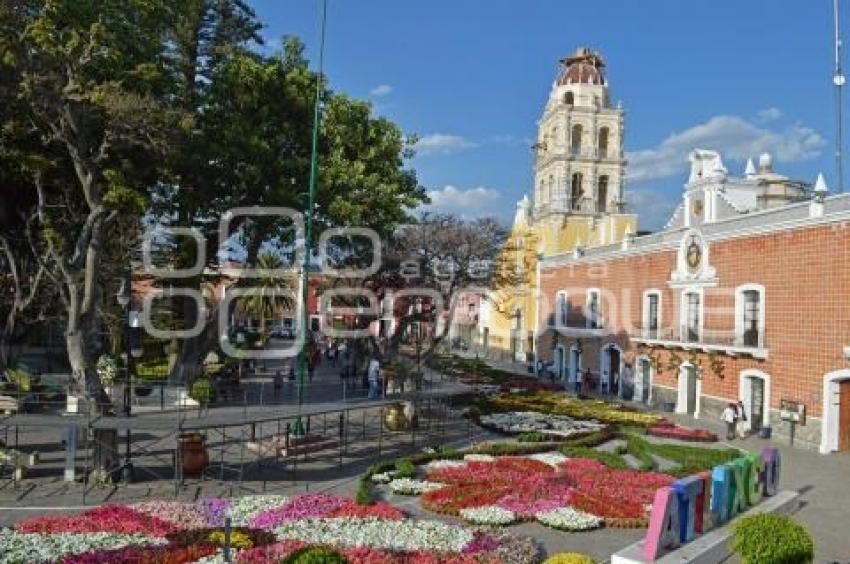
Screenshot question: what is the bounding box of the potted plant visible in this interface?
[96,355,119,399]
[178,432,209,474]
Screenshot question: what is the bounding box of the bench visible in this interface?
[247,433,340,460]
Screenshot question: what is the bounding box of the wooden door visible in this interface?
[839,381,850,452]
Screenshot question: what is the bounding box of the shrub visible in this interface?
[190,378,214,405]
[544,553,595,564]
[6,369,30,392]
[395,458,416,478]
[283,546,347,564]
[731,514,814,564]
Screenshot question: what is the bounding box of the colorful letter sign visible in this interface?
[642,447,781,561]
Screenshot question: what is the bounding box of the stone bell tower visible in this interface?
[531,47,631,253]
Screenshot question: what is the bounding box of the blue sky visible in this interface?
[249,0,841,230]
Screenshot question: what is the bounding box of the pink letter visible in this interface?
[643,487,681,560]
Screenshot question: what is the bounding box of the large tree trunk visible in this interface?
[67,327,119,483]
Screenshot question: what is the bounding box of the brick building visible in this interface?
[536,150,850,453]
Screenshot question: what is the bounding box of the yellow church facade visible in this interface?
[477,48,637,363]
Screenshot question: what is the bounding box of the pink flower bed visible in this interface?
[249,493,403,529]
[130,501,208,529]
[16,505,177,536]
[648,424,718,442]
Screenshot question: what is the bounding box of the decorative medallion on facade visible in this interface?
[670,229,716,287]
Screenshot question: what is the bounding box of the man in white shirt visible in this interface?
[367,356,380,399]
[721,403,738,440]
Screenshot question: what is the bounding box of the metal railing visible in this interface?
[630,325,767,351]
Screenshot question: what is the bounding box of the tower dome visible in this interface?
[557,47,606,86]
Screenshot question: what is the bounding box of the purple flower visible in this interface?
[249,494,349,529]
[463,530,500,554]
[197,498,231,527]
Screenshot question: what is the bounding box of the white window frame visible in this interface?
[555,291,569,328]
[734,284,766,349]
[586,288,602,329]
[641,289,662,339]
[679,288,704,343]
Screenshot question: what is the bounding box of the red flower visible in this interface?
[647,424,717,442]
[17,505,177,536]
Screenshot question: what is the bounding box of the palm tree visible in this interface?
[237,252,294,338]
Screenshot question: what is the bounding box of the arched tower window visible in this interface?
[571,124,583,156]
[597,175,609,213]
[570,173,583,210]
[564,91,574,105]
[598,127,609,158]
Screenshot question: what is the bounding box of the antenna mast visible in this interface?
[834,0,845,192]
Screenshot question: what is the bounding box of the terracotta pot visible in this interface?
[384,403,408,431]
[179,435,208,474]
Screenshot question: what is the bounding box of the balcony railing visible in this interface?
[630,325,768,358]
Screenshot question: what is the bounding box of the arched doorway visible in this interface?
[739,369,771,433]
[676,363,700,416]
[820,369,850,453]
[600,344,622,395]
[635,356,653,404]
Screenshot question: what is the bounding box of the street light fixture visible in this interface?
[115,270,138,483]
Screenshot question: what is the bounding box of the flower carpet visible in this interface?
[481,391,663,427]
[376,452,676,529]
[1,493,540,563]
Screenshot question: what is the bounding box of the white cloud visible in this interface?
[370,84,393,97]
[757,107,783,123]
[423,185,503,218]
[626,115,825,182]
[414,134,478,156]
[626,188,679,232]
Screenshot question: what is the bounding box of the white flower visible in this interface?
[273,517,475,553]
[459,505,517,526]
[479,411,605,436]
[463,453,496,462]
[527,452,569,468]
[424,459,465,472]
[0,530,166,563]
[535,507,602,531]
[371,471,397,484]
[388,478,444,495]
[227,495,289,526]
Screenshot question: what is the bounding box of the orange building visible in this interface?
[536,150,850,453]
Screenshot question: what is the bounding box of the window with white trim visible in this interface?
[555,291,569,327]
[683,291,700,343]
[643,291,661,339]
[735,284,765,348]
[586,290,600,329]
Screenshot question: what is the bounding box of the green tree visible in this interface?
[236,252,295,337]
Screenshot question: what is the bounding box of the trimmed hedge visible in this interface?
[731,514,814,564]
[284,546,347,564]
[544,553,595,564]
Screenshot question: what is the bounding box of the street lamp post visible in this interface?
[115,270,138,483]
[415,298,423,388]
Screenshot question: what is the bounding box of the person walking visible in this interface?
[367,355,381,399]
[736,400,748,438]
[722,403,738,440]
[574,367,583,395]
